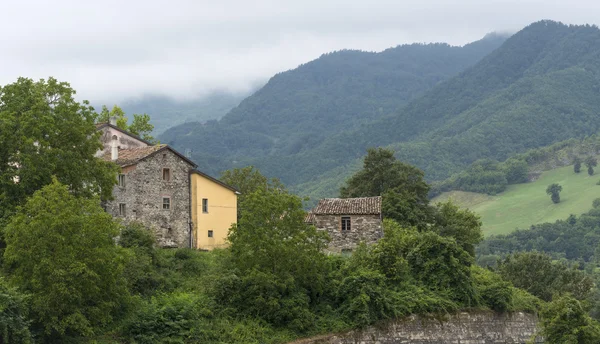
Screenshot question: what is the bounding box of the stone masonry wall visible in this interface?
[107,149,192,248]
[294,311,542,344]
[314,214,383,253]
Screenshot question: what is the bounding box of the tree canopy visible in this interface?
[340,148,431,228]
[0,77,118,222]
[3,179,128,337]
[97,104,156,143]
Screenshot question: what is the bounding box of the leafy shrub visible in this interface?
[337,267,397,327]
[471,266,512,312]
[122,293,212,343]
[215,269,314,332]
[119,222,156,250]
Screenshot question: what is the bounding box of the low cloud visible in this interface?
[1,0,599,103]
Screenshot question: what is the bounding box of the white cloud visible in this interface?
[1,0,599,103]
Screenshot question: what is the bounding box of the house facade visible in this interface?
[307,196,383,252]
[191,170,239,250]
[96,121,237,249]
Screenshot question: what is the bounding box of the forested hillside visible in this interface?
[160,33,507,175]
[161,21,600,206]
[294,21,600,201]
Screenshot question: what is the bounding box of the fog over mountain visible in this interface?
[2,0,600,104]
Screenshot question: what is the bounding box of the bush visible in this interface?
[215,269,315,332]
[337,267,397,327]
[119,222,156,250]
[471,266,513,312]
[122,293,213,343]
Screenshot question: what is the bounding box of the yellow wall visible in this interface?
[191,172,237,250]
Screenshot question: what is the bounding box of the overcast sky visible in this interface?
[1,0,599,103]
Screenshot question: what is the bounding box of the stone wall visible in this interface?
[314,214,383,252]
[294,311,542,344]
[107,149,193,248]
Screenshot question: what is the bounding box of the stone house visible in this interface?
[96,121,238,249]
[306,196,383,252]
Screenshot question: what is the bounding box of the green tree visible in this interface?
[227,186,328,284]
[586,156,598,176]
[96,105,156,143]
[0,77,118,222]
[3,179,128,338]
[540,295,600,344]
[574,156,582,173]
[546,183,563,204]
[220,166,285,220]
[222,185,329,329]
[341,148,431,227]
[498,252,593,302]
[432,201,483,257]
[503,158,529,184]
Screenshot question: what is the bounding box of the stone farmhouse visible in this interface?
[306,196,383,252]
[96,120,238,249]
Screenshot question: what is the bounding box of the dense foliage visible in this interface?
[0,77,118,222]
[540,295,600,344]
[3,179,129,339]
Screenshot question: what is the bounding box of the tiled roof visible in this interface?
[312,196,382,215]
[102,145,167,166]
[304,211,316,223]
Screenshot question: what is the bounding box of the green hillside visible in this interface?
[293,21,600,203]
[160,34,507,176]
[161,21,600,209]
[433,165,600,236]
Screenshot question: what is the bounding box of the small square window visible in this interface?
[163,168,171,181]
[208,230,213,238]
[162,197,170,210]
[202,198,208,213]
[119,203,126,216]
[118,174,126,187]
[341,217,351,231]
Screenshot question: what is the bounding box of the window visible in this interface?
[202,198,208,213]
[118,174,126,187]
[162,197,170,210]
[341,217,351,231]
[119,203,126,216]
[162,168,171,181]
[208,230,213,238]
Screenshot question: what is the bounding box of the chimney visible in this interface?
[109,116,117,126]
[111,135,119,161]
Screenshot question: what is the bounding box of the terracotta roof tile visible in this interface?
[304,211,316,223]
[102,145,167,166]
[312,196,381,215]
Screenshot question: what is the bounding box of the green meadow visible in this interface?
[433,165,600,236]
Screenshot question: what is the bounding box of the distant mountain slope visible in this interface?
[120,91,250,134]
[280,21,600,202]
[160,33,507,174]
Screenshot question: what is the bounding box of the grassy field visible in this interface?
[432,165,600,236]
